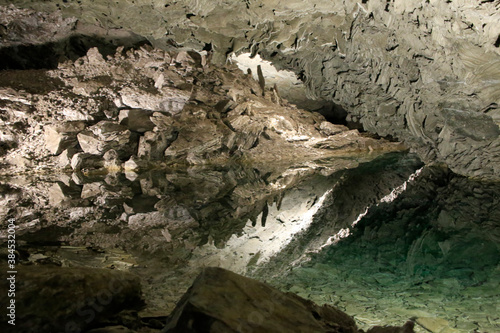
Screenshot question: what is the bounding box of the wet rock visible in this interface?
[0,266,144,333]
[163,267,360,333]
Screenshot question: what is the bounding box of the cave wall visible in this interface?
[1,0,500,179]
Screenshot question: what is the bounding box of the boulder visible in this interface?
[0,266,144,333]
[77,121,138,159]
[119,86,190,115]
[163,267,359,333]
[137,130,177,160]
[118,109,155,133]
[163,268,415,333]
[319,121,348,136]
[44,121,86,155]
[71,152,104,171]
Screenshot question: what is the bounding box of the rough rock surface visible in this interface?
[2,1,498,179]
[266,165,500,332]
[162,267,414,333]
[0,153,423,330]
[0,44,402,176]
[0,265,144,333]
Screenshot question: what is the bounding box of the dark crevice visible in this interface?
[0,33,151,70]
[316,102,348,125]
[202,42,213,52]
[494,34,500,48]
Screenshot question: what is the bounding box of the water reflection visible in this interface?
[269,166,500,332]
[2,155,390,312]
[11,151,492,328]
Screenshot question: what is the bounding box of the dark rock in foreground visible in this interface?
[0,265,144,333]
[163,267,414,333]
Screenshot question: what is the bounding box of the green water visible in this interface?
[2,153,499,332]
[265,166,500,332]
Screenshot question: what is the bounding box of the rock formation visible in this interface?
[1,2,499,332]
[1,0,499,179]
[162,267,414,333]
[0,42,402,176]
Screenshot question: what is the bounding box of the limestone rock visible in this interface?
[44,121,86,155]
[415,317,459,333]
[119,109,155,133]
[119,86,190,115]
[57,148,79,168]
[103,149,122,170]
[128,211,165,230]
[71,152,104,171]
[319,121,348,136]
[163,267,360,333]
[77,121,138,159]
[138,130,177,160]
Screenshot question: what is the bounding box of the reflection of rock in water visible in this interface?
[252,152,424,277]
[271,166,500,332]
[0,152,423,318]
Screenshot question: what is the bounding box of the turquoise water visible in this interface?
[2,153,499,332]
[264,166,500,332]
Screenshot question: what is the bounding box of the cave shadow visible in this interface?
[0,33,151,70]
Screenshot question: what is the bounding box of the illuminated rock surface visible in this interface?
[1,1,499,179]
[1,2,499,332]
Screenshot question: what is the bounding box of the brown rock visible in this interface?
[44,121,86,155]
[0,266,144,333]
[163,267,359,333]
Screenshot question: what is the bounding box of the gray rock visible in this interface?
[57,147,79,168]
[319,121,348,136]
[71,152,104,171]
[119,86,190,115]
[77,121,138,159]
[137,130,177,160]
[119,109,155,133]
